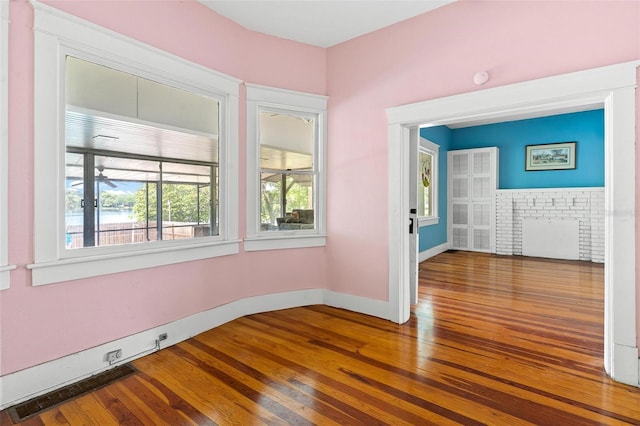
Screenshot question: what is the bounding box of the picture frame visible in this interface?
[525,141,576,171]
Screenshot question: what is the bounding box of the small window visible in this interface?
[418,138,439,226]
[245,84,327,251]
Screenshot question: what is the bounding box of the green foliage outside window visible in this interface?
[261,175,311,225]
[100,191,135,209]
[65,189,82,212]
[132,183,211,223]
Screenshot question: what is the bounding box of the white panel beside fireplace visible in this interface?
[522,218,580,260]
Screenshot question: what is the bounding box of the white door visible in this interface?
[448,147,498,253]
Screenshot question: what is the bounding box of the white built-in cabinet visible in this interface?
[447,147,498,253]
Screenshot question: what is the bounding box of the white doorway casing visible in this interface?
[386,61,640,386]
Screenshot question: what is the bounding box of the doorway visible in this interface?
[387,61,639,386]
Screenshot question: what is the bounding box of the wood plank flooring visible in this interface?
[4,251,640,425]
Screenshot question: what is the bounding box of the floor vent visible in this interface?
[7,364,136,423]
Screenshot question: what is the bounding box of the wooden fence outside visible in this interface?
[65,221,208,249]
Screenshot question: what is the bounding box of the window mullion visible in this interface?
[280,173,287,217]
[145,182,150,241]
[157,162,163,240]
[83,153,96,247]
[211,165,217,236]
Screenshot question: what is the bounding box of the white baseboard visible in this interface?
[612,343,639,386]
[0,288,387,409]
[324,290,392,320]
[419,242,449,263]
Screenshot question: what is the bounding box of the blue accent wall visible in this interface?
[418,126,451,252]
[450,109,604,189]
[417,110,604,255]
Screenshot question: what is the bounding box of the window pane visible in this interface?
[95,156,160,247]
[418,151,433,217]
[64,56,219,249]
[260,172,314,231]
[161,163,216,237]
[162,175,213,239]
[65,152,84,248]
[260,172,282,230]
[259,111,314,171]
[65,155,162,249]
[258,109,316,232]
[66,56,219,161]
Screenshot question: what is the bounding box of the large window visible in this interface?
[64,57,219,249]
[418,138,439,226]
[245,84,327,251]
[30,4,240,285]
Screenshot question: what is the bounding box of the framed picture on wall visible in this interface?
[525,141,576,171]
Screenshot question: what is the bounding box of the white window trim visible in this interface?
[0,0,14,290]
[418,137,439,227]
[27,1,240,286]
[245,83,327,251]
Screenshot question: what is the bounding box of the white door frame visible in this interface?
[386,61,639,386]
[408,128,419,305]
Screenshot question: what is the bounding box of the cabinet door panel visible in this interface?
[448,147,497,253]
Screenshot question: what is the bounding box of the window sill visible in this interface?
[243,234,326,252]
[419,217,439,227]
[27,240,240,286]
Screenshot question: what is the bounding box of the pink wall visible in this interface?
[1,0,327,375]
[324,0,640,301]
[3,0,640,377]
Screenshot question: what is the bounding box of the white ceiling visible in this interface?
[199,0,457,48]
[199,0,600,127]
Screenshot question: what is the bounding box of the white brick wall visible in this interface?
[495,188,604,263]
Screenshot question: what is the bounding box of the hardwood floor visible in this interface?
[4,251,640,425]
